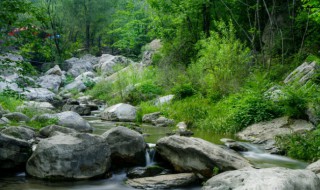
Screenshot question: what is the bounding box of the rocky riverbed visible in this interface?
[1,52,320,190]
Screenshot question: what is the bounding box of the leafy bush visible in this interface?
[124,81,163,105]
[62,74,75,87]
[136,101,161,122]
[0,91,23,112]
[27,117,59,130]
[167,95,209,126]
[276,129,320,161]
[188,21,251,96]
[278,85,316,119]
[83,78,96,89]
[172,83,196,100]
[231,93,282,131]
[87,66,162,104]
[87,80,113,102]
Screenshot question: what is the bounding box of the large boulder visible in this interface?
[45,65,62,76]
[38,74,62,93]
[141,39,162,66]
[307,160,320,175]
[0,133,32,171]
[26,133,111,180]
[35,111,92,132]
[284,61,319,85]
[126,173,198,189]
[65,56,94,78]
[3,112,30,122]
[74,71,96,82]
[39,125,77,138]
[101,126,146,166]
[101,103,136,122]
[17,101,55,112]
[237,117,314,150]
[153,116,174,127]
[62,104,92,116]
[156,136,251,178]
[63,79,87,92]
[95,54,134,76]
[155,95,174,105]
[22,87,56,102]
[1,126,35,141]
[0,80,21,93]
[142,112,161,124]
[203,167,320,190]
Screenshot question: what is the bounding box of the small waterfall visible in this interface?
[145,143,156,166]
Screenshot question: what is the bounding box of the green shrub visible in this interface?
[87,80,113,102]
[62,74,75,87]
[124,81,163,105]
[136,101,161,122]
[83,79,96,89]
[87,66,162,104]
[27,117,59,130]
[0,91,23,112]
[188,20,251,96]
[276,129,320,161]
[167,95,209,126]
[172,83,196,100]
[278,85,316,119]
[231,93,282,131]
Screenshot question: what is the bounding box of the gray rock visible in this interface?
[127,165,169,179]
[63,79,86,92]
[74,71,96,81]
[155,95,174,105]
[237,117,314,149]
[1,126,35,141]
[220,139,248,151]
[0,117,10,125]
[39,125,77,138]
[203,167,320,190]
[142,112,161,123]
[284,61,319,85]
[141,39,162,66]
[26,133,110,180]
[38,74,62,93]
[0,133,32,171]
[306,103,320,126]
[22,88,56,102]
[17,101,55,112]
[126,173,198,189]
[62,104,91,116]
[35,111,92,132]
[65,56,94,78]
[265,85,286,102]
[4,112,30,122]
[95,54,134,76]
[0,80,22,93]
[101,103,136,122]
[101,126,146,166]
[307,160,320,174]
[0,53,23,63]
[156,136,251,178]
[0,105,7,115]
[45,65,62,76]
[153,116,174,127]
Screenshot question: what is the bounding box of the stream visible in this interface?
[0,116,307,190]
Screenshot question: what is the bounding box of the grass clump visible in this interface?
[276,129,320,161]
[87,66,162,105]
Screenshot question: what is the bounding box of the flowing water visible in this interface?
[0,116,308,190]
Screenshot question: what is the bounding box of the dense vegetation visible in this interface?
[1,0,320,161]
